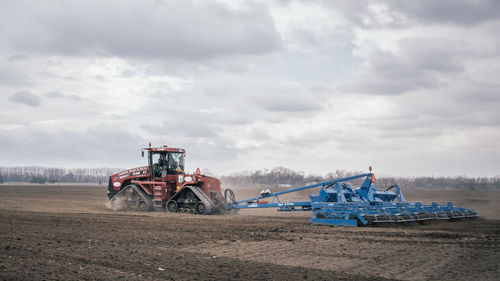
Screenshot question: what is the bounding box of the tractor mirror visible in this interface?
[141,151,144,157]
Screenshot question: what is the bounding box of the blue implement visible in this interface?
[225,172,478,227]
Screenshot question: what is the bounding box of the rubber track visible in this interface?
[183,185,216,215]
[109,185,133,205]
[109,184,153,211]
[132,185,154,211]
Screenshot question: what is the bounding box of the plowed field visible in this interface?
[0,184,499,280]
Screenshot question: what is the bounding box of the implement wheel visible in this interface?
[167,201,178,213]
[224,188,238,214]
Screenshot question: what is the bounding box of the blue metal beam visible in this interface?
[231,201,312,210]
[233,173,371,204]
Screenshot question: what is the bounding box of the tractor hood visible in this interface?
[111,166,150,181]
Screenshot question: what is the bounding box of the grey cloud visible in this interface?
[120,70,137,78]
[0,121,242,173]
[241,82,326,113]
[7,54,29,62]
[257,96,323,112]
[0,66,29,86]
[45,91,64,98]
[140,91,256,127]
[289,28,322,47]
[400,39,464,73]
[144,121,220,138]
[0,125,146,167]
[283,130,332,146]
[355,83,500,140]
[308,85,335,94]
[45,91,83,101]
[318,1,408,28]
[326,0,500,28]
[140,122,244,169]
[452,81,500,104]
[0,0,282,61]
[343,38,464,95]
[140,77,319,128]
[182,138,243,164]
[372,118,446,138]
[0,0,498,177]
[8,91,41,107]
[390,0,500,26]
[369,110,500,139]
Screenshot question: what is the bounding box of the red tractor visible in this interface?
[107,143,227,214]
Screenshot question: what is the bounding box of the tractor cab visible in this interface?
[142,144,185,178]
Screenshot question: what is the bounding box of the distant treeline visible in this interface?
[221,167,500,190]
[0,166,498,190]
[0,167,121,184]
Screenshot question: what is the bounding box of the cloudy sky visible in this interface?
[1,0,499,177]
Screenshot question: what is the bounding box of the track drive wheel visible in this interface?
[130,185,153,212]
[195,202,206,214]
[137,199,149,212]
[186,191,195,201]
[167,200,178,213]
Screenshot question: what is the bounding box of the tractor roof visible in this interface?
[146,147,186,153]
[146,146,185,153]
[142,143,186,153]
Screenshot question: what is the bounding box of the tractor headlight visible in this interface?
[185,176,193,182]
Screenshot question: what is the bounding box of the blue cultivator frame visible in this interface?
[225,172,478,226]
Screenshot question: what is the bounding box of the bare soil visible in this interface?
[0,184,499,280]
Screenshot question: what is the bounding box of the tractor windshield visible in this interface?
[167,152,185,173]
